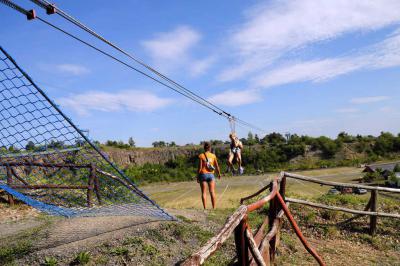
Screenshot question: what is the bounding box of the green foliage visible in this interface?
[105,140,131,149]
[109,247,129,256]
[152,141,178,147]
[313,136,340,158]
[142,243,158,256]
[363,171,382,182]
[128,137,136,147]
[0,240,32,265]
[393,163,400,172]
[111,131,400,184]
[43,257,58,266]
[73,251,91,265]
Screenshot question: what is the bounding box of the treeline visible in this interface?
[122,131,400,185]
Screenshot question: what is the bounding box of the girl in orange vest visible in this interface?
[197,142,221,209]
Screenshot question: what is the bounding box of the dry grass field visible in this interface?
[141,166,364,209]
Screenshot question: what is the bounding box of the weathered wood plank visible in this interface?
[10,184,89,189]
[246,228,266,266]
[182,205,248,265]
[283,172,400,193]
[286,197,400,218]
[369,190,378,235]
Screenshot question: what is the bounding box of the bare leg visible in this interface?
[227,152,235,173]
[236,152,242,169]
[200,181,208,209]
[208,180,216,209]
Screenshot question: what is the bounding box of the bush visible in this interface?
[43,257,58,266]
[73,251,91,265]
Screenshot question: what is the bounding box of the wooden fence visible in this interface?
[182,171,400,266]
[1,162,101,207]
[283,172,400,235]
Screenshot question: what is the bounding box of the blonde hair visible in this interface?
[229,132,237,139]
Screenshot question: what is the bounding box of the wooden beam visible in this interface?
[0,162,91,168]
[10,184,89,189]
[182,205,248,265]
[259,205,287,256]
[246,228,266,266]
[240,183,271,204]
[369,190,378,235]
[286,197,400,218]
[10,167,29,185]
[6,166,14,206]
[283,172,400,193]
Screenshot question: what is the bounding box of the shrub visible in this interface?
[43,257,58,266]
[73,251,90,265]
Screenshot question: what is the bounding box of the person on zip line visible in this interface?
[227,132,244,175]
[197,142,221,209]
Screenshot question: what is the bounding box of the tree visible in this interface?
[169,141,177,147]
[262,132,286,145]
[247,132,257,146]
[25,141,35,151]
[152,141,166,147]
[337,132,355,143]
[394,164,400,173]
[373,132,396,155]
[128,137,135,147]
[315,136,339,158]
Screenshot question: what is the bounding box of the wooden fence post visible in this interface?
[6,166,14,206]
[234,216,250,266]
[92,165,102,205]
[268,183,278,263]
[273,175,286,260]
[87,164,95,207]
[369,190,378,235]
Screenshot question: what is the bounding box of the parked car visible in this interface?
[354,188,368,195]
[341,187,353,194]
[328,188,340,195]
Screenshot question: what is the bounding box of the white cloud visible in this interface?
[219,0,400,81]
[189,56,215,77]
[56,64,90,76]
[350,96,389,104]
[335,108,359,113]
[58,90,173,116]
[208,89,261,107]
[141,26,201,72]
[252,31,400,88]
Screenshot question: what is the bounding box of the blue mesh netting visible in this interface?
[0,46,173,220]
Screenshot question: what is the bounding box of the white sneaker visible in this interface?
[239,167,244,175]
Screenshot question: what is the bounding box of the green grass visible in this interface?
[43,257,58,266]
[109,247,129,256]
[72,251,91,265]
[0,240,33,265]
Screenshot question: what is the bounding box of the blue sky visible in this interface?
[1,0,400,146]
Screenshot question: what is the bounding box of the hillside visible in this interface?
[102,133,400,186]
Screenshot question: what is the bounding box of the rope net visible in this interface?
[0,46,173,220]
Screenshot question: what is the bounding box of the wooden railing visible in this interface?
[282,172,400,235]
[1,162,101,207]
[183,173,325,266]
[182,171,400,266]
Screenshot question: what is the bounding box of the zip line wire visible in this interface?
[1,0,267,134]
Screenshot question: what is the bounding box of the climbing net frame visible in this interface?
[0,46,174,220]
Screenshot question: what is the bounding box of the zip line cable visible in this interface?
[29,0,232,117]
[0,1,229,118]
[1,0,267,134]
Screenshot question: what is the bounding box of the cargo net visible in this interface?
[0,46,173,220]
